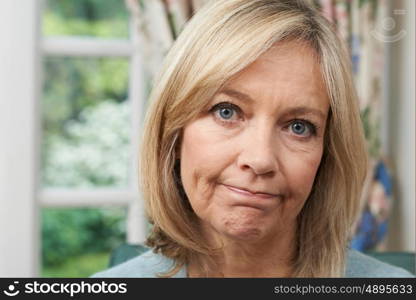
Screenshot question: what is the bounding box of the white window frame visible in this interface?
[0,0,147,277]
[38,0,148,253]
[0,0,41,277]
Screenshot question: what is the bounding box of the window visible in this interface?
[39,0,146,277]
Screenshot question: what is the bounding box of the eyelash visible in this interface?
[209,101,318,137]
[209,102,242,126]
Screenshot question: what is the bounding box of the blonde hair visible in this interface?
[140,0,368,277]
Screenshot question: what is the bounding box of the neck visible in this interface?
[188,226,297,277]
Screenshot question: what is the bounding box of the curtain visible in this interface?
[315,0,391,251]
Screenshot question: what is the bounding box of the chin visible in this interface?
[218,214,269,242]
[223,227,264,241]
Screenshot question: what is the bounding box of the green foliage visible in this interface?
[40,0,132,277]
[40,99,130,276]
[46,0,127,20]
[42,100,131,188]
[42,57,128,138]
[42,208,125,268]
[41,101,130,272]
[43,0,129,38]
[42,252,110,278]
[361,106,381,158]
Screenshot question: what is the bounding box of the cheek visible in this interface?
[180,122,222,184]
[179,119,231,213]
[284,146,323,199]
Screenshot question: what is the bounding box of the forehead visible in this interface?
[224,40,329,110]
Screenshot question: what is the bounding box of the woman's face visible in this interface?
[179,41,330,243]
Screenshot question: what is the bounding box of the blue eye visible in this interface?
[290,120,316,137]
[218,107,234,120]
[210,102,241,123]
[291,121,307,134]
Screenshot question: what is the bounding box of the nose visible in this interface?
[236,123,278,176]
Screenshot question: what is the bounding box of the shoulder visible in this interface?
[90,249,186,278]
[345,249,414,278]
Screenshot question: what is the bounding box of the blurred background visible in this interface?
[0,0,414,277]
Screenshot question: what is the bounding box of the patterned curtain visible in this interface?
[125,0,209,87]
[315,0,392,251]
[126,0,392,251]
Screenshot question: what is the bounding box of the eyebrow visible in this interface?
[219,88,327,120]
[281,107,327,120]
[221,88,255,103]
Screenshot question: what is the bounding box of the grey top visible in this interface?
[91,249,414,278]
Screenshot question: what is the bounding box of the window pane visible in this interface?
[41,207,126,277]
[43,0,129,38]
[41,57,131,188]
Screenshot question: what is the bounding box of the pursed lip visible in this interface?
[221,183,280,199]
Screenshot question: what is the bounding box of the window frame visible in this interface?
[38,0,148,247]
[0,0,42,277]
[0,0,146,277]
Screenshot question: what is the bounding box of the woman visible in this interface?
[94,0,413,277]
